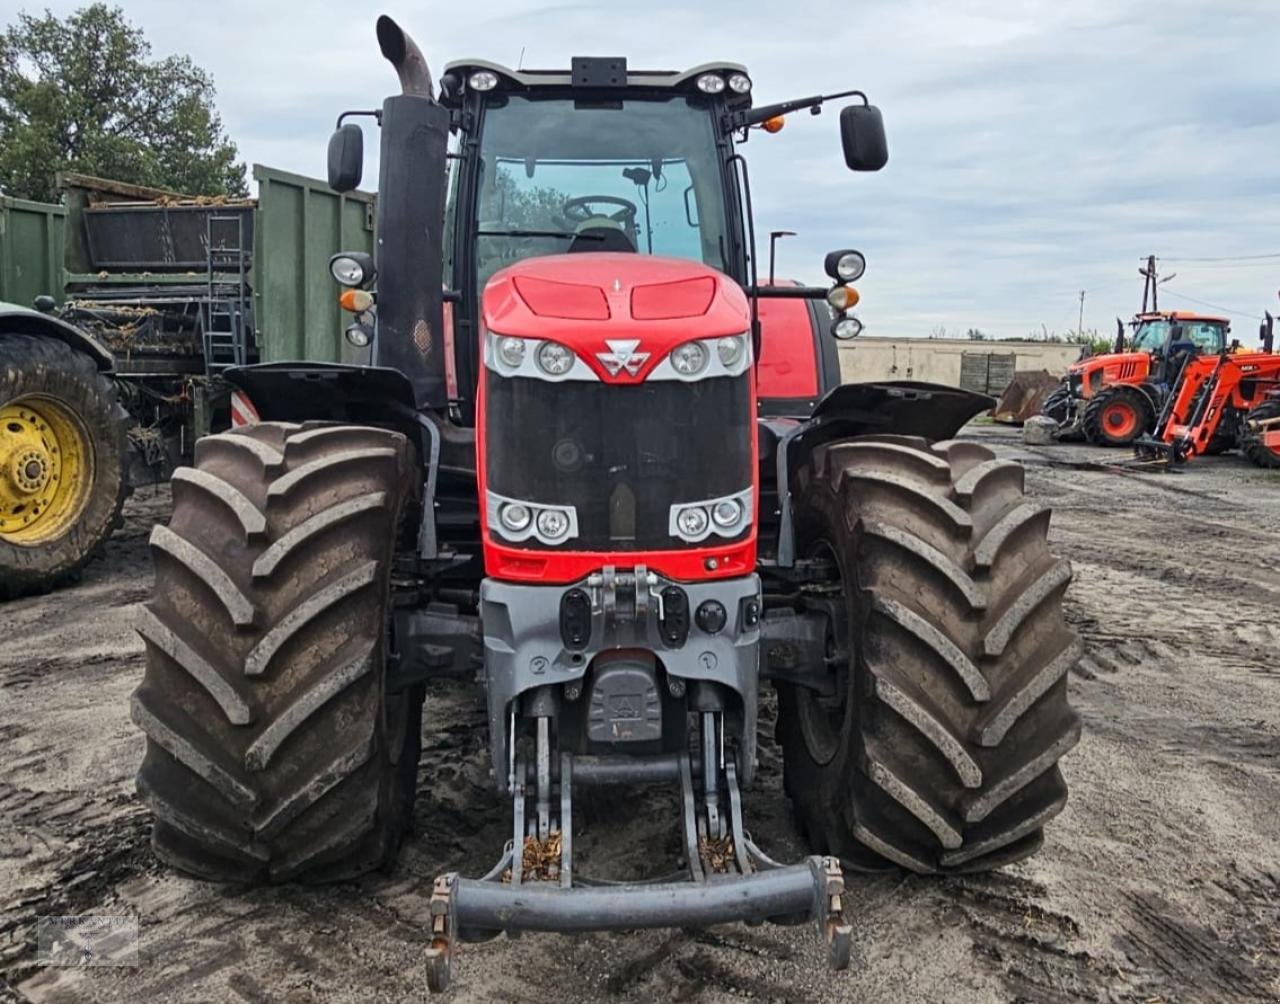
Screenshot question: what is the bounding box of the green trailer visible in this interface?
[1,165,376,596]
[0,194,66,310]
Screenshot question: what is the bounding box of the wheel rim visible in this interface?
[0,396,93,545]
[1101,401,1138,439]
[796,541,850,767]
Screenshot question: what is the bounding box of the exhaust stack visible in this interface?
[371,16,450,409]
[376,15,434,98]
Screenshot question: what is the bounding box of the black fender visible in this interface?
[1127,379,1165,414]
[0,301,115,371]
[224,361,466,560]
[768,380,993,566]
[224,361,419,426]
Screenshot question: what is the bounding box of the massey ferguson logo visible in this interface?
[596,338,649,376]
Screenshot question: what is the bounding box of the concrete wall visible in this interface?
[837,337,1082,387]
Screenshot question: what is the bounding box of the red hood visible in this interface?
[481,253,750,383]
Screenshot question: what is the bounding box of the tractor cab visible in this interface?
[1129,311,1229,380]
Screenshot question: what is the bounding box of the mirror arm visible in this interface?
[726,88,868,131]
[748,285,829,300]
[335,109,382,129]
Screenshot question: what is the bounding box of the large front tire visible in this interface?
[1,334,128,597]
[778,436,1081,873]
[1082,386,1152,446]
[132,421,423,883]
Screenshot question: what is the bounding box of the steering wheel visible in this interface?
[562,195,638,228]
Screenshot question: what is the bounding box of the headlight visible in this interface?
[344,324,370,348]
[536,341,574,376]
[536,509,570,540]
[716,335,746,368]
[487,491,578,545]
[832,316,863,339]
[498,336,526,367]
[727,73,751,94]
[695,73,725,94]
[499,502,531,532]
[824,249,866,283]
[670,341,709,376]
[676,506,709,537]
[669,489,752,542]
[469,70,499,91]
[330,255,365,286]
[711,498,743,528]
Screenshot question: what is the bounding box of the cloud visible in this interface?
[26,0,1280,337]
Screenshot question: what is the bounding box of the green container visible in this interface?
[0,196,66,309]
[252,165,377,363]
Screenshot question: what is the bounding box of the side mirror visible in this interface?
[328,122,364,192]
[840,105,888,172]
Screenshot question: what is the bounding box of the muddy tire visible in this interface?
[1241,400,1280,469]
[1081,386,1152,446]
[777,435,1081,873]
[0,334,128,598]
[132,421,423,883]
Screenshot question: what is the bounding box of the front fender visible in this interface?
[772,380,993,566]
[0,301,115,371]
[808,380,994,441]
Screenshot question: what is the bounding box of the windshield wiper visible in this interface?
[476,229,603,241]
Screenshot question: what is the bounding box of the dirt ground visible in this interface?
[2,424,1278,1004]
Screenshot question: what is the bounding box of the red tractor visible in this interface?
[129,18,1080,991]
[1041,310,1231,445]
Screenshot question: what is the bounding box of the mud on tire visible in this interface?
[777,435,1081,873]
[132,421,424,882]
[0,334,129,598]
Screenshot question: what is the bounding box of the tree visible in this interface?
[0,4,246,202]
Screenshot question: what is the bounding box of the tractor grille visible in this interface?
[484,370,753,552]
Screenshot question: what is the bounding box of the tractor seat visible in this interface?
[568,225,636,254]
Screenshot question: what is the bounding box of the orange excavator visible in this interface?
[1135,313,1280,467]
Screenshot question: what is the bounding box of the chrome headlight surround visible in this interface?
[668,487,753,543]
[648,333,752,383]
[486,490,579,546]
[484,331,598,382]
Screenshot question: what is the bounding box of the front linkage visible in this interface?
[421,564,852,991]
[424,749,850,992]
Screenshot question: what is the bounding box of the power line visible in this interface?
[1159,287,1263,320]
[1162,252,1280,263]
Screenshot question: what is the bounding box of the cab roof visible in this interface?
[438,59,753,110]
[1134,310,1229,324]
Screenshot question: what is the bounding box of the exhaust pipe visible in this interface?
[371,16,450,410]
[376,15,434,99]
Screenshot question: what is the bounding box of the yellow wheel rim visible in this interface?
[0,396,94,545]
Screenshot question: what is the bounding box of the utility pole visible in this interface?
[1078,289,1085,338]
[1139,254,1160,312]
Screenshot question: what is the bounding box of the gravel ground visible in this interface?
[2,424,1278,1003]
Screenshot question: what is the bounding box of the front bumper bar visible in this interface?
[449,858,830,933]
[422,748,852,992]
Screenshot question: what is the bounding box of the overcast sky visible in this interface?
[20,0,1280,339]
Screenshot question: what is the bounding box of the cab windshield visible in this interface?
[472,95,731,289]
[1131,318,1226,353]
